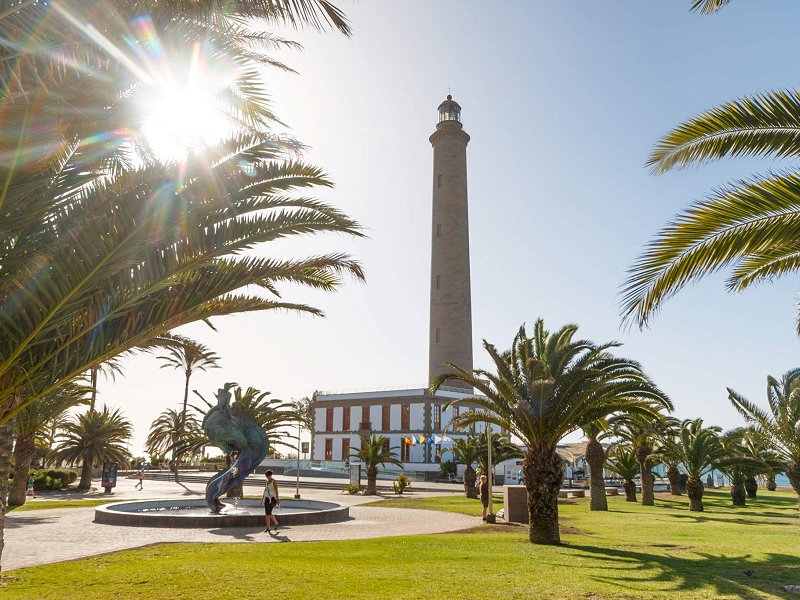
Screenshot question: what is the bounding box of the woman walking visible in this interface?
[261,470,280,533]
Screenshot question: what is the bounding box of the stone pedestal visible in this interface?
[503,485,529,523]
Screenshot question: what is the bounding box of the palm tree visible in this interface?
[609,413,673,506]
[9,382,89,506]
[607,446,640,502]
[0,0,355,572]
[668,419,727,512]
[582,420,611,511]
[158,337,221,422]
[157,336,220,478]
[621,2,800,327]
[432,319,671,545]
[655,418,684,496]
[668,419,761,512]
[87,358,124,413]
[352,435,403,496]
[52,406,133,490]
[728,372,799,509]
[146,408,204,483]
[449,437,481,498]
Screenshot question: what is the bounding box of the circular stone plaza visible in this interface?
[5,474,478,571]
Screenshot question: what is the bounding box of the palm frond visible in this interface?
[621,170,800,327]
[648,90,800,174]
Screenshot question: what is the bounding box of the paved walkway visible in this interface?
[4,478,480,571]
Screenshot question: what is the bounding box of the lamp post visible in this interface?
[486,420,495,522]
[294,414,301,500]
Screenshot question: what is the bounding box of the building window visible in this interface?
[401,439,411,462]
[341,438,350,461]
[325,407,333,432]
[401,404,410,430]
[435,328,440,343]
[342,407,350,431]
[434,444,441,463]
[382,405,390,430]
[437,223,441,238]
[436,275,441,290]
[437,174,442,188]
[433,403,441,430]
[361,404,370,429]
[324,438,333,461]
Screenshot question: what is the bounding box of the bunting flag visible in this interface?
[419,434,427,444]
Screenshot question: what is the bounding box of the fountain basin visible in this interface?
[95,498,349,528]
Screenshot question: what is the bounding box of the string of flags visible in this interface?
[402,434,453,446]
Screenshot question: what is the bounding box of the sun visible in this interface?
[139,79,232,163]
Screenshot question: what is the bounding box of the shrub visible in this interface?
[392,474,411,495]
[343,483,360,495]
[27,468,77,490]
[438,460,456,478]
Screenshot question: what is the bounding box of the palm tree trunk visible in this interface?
[176,370,189,486]
[636,444,654,506]
[744,476,757,498]
[366,465,378,495]
[89,367,98,412]
[78,453,93,490]
[686,476,704,511]
[766,476,777,492]
[585,438,607,511]
[521,445,563,545]
[786,461,800,512]
[638,461,655,506]
[730,482,746,506]
[223,453,241,497]
[623,479,637,502]
[8,435,35,506]
[463,466,477,499]
[0,416,16,576]
[666,464,681,496]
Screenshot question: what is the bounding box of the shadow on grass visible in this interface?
[568,543,798,597]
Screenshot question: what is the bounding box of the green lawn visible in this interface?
[2,490,798,599]
[363,492,504,515]
[7,498,115,512]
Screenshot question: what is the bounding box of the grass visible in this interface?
[363,493,504,515]
[2,490,799,599]
[7,499,115,512]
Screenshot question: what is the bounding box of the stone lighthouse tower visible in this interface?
[428,95,473,390]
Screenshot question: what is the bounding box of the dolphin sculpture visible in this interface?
[202,383,269,513]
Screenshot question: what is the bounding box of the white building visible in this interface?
[312,385,489,471]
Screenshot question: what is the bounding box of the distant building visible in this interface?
[312,95,488,471]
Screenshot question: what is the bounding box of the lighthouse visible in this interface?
[311,94,484,468]
[428,95,473,390]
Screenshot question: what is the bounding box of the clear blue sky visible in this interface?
[106,1,800,453]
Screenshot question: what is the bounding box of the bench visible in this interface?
[566,490,586,499]
[605,487,620,496]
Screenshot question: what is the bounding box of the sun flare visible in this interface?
[140,81,231,163]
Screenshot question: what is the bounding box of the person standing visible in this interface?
[261,470,280,533]
[479,474,489,521]
[135,469,144,490]
[26,473,36,499]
